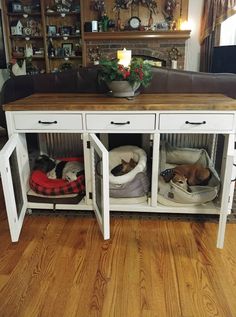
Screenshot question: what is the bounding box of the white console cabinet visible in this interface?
[1,93,236,248]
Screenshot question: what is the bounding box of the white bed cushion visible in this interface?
[109,145,147,185]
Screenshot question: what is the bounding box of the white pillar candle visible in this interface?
[171,60,178,69]
[117,48,132,67]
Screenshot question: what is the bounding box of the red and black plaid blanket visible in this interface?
[29,170,85,196]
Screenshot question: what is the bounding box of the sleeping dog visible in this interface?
[160,164,211,187]
[111,158,137,176]
[33,155,84,182]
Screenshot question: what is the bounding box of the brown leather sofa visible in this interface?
[1,66,236,128]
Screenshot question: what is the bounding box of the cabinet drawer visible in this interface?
[14,113,83,130]
[159,114,234,131]
[86,114,156,130]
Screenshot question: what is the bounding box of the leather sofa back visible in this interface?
[1,66,236,128]
[142,67,236,99]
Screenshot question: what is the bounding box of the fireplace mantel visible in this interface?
[84,30,191,41]
[83,30,191,68]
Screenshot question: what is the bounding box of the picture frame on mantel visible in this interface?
[0,10,7,69]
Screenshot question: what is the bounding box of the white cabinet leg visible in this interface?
[217,213,227,248]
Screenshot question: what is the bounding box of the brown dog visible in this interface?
[111,158,137,176]
[161,164,211,186]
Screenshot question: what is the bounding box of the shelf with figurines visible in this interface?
[10,35,44,40]
[47,25,81,38]
[10,17,43,40]
[44,0,80,17]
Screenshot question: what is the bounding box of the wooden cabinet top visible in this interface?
[3,93,236,111]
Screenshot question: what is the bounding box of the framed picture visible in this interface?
[47,25,57,36]
[10,2,23,13]
[0,10,7,69]
[60,26,72,35]
[62,43,73,56]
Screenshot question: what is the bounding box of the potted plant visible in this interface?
[98,57,152,97]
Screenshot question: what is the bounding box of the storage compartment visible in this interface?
[109,145,149,198]
[98,133,153,202]
[14,113,83,131]
[158,140,220,206]
[26,133,86,204]
[159,113,234,131]
[86,114,156,130]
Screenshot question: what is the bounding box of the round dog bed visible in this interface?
[158,141,220,206]
[109,145,149,198]
[29,170,85,196]
[29,156,85,196]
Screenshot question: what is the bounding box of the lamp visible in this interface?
[117,48,132,67]
[180,20,190,30]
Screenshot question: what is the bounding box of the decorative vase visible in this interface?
[107,81,140,97]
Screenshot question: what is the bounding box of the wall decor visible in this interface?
[47,25,57,36]
[113,0,157,14]
[0,10,7,69]
[90,0,105,18]
[62,42,73,56]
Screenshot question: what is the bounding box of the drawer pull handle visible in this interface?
[110,121,130,125]
[38,120,58,125]
[185,120,206,125]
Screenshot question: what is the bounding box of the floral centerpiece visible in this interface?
[98,57,152,97]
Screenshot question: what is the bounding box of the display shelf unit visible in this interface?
[2,0,82,73]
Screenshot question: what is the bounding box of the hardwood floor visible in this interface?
[1,185,236,317]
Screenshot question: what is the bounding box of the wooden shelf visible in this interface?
[49,56,82,60]
[46,35,81,39]
[7,12,41,17]
[84,30,191,41]
[10,36,44,40]
[45,11,80,17]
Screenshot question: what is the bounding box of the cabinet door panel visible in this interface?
[0,134,28,242]
[89,133,110,240]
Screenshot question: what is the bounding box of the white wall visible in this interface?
[185,0,204,71]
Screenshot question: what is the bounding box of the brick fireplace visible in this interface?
[83,31,191,69]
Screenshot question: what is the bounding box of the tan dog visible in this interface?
[160,164,211,186]
[111,158,137,176]
[173,164,211,186]
[172,173,191,192]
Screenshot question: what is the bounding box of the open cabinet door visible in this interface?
[217,133,235,248]
[89,133,110,240]
[0,134,28,242]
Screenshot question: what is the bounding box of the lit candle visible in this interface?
[180,20,191,30]
[117,48,132,67]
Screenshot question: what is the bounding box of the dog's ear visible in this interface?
[160,168,174,182]
[129,158,137,167]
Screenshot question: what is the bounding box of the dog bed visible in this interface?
[29,156,85,197]
[158,142,220,206]
[109,145,149,198]
[29,170,85,196]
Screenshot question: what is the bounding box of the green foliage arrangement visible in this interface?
[98,57,152,87]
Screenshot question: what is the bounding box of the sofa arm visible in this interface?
[0,75,34,128]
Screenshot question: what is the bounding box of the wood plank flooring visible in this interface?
[0,185,236,317]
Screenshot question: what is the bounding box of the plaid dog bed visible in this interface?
[29,170,85,196]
